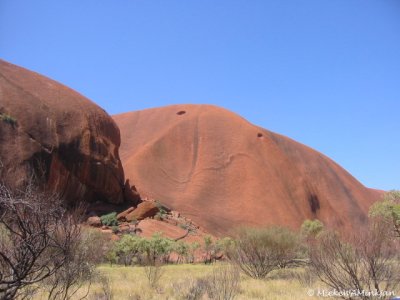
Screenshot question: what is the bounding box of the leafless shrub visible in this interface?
[90,273,113,300]
[268,268,297,281]
[309,221,400,300]
[98,275,113,300]
[0,180,84,300]
[171,264,240,300]
[172,277,209,300]
[16,285,39,300]
[143,260,164,290]
[44,219,97,300]
[206,264,241,300]
[293,268,317,287]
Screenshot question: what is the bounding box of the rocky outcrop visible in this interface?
[117,207,135,221]
[114,104,381,236]
[0,59,139,205]
[126,201,159,221]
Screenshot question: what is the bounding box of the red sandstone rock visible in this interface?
[126,201,159,221]
[118,223,131,232]
[136,219,188,239]
[117,207,135,221]
[0,59,139,205]
[113,104,381,236]
[87,216,102,227]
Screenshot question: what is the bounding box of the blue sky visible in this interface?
[1,0,399,190]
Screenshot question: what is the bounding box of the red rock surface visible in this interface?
[136,219,208,244]
[126,201,159,221]
[114,104,381,236]
[0,59,138,204]
[117,207,135,221]
[136,219,188,239]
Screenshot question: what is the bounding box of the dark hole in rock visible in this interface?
[177,111,186,115]
[308,194,320,214]
[257,133,263,138]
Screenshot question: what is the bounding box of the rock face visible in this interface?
[126,201,159,221]
[114,104,381,236]
[0,59,139,205]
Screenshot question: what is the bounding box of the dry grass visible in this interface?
[32,264,323,299]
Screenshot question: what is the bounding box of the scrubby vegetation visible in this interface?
[2,186,400,299]
[100,212,118,227]
[369,190,400,237]
[309,224,400,300]
[225,226,303,279]
[300,219,324,238]
[38,264,322,300]
[0,180,99,299]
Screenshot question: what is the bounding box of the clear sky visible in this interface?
[1,0,399,190]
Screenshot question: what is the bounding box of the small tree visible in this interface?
[187,242,200,264]
[140,234,172,290]
[109,234,145,266]
[203,235,213,264]
[174,241,190,264]
[202,235,224,264]
[369,190,400,238]
[142,233,173,265]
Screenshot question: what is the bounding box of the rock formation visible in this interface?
[114,104,381,236]
[0,59,139,205]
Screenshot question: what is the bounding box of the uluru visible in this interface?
[114,105,381,236]
[0,59,383,236]
[0,59,138,205]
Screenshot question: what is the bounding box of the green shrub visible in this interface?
[300,219,324,238]
[154,201,168,220]
[174,241,190,264]
[109,234,146,266]
[227,226,301,278]
[187,242,200,264]
[369,190,400,237]
[216,237,235,255]
[100,212,118,226]
[109,233,174,266]
[143,232,174,265]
